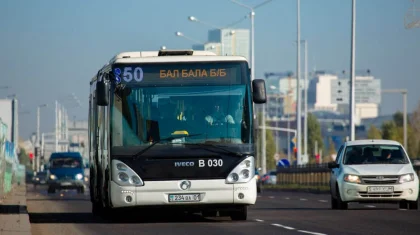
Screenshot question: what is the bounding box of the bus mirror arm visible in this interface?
[96,80,109,106]
[252,79,267,104]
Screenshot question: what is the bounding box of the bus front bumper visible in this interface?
[110,178,257,208]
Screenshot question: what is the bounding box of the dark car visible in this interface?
[255,168,262,193]
[47,152,86,194]
[32,171,48,187]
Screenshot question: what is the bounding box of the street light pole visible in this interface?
[296,0,302,165]
[230,0,273,174]
[36,104,47,172]
[382,89,408,150]
[174,31,204,44]
[349,0,356,141]
[303,40,308,158]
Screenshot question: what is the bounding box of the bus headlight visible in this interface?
[50,174,57,180]
[112,159,144,187]
[225,156,255,184]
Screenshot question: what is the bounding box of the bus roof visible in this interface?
[90,50,248,83]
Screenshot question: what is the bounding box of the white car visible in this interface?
[329,139,419,210]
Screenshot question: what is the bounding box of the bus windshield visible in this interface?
[110,85,253,147]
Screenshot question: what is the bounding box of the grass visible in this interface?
[261,184,330,192]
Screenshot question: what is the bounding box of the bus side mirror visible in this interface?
[96,80,109,106]
[252,79,266,104]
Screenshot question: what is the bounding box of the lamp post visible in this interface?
[36,104,47,172]
[349,0,357,141]
[296,0,302,165]
[382,89,408,150]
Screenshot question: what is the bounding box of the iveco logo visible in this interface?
[180,180,191,190]
[377,176,384,180]
[174,161,194,167]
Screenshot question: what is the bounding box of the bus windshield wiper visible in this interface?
[185,143,243,158]
[132,133,203,160]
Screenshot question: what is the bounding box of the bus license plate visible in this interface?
[61,182,72,186]
[169,194,200,202]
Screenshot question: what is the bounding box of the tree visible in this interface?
[367,125,382,139]
[393,111,404,127]
[18,147,31,168]
[381,121,398,140]
[306,113,324,157]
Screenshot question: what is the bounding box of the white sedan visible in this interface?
[329,139,419,210]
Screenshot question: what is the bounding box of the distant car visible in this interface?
[329,139,419,210]
[47,152,86,194]
[32,171,48,187]
[255,168,262,193]
[262,170,277,185]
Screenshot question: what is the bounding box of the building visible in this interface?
[208,28,250,61]
[204,42,222,55]
[0,99,18,144]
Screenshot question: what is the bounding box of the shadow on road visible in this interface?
[29,212,229,224]
[27,198,90,202]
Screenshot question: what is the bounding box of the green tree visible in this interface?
[18,147,31,168]
[381,112,417,157]
[306,113,324,157]
[393,111,404,127]
[367,125,382,139]
[381,121,398,140]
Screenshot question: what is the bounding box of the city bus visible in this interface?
[88,49,266,220]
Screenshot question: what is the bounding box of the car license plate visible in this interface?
[168,194,200,202]
[367,186,393,193]
[61,182,72,186]
[40,180,46,184]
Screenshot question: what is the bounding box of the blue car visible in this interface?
[47,152,86,194]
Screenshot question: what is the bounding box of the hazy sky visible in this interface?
[0,0,419,139]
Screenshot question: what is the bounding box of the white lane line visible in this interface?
[318,200,328,203]
[269,196,275,199]
[271,223,295,230]
[300,198,308,201]
[298,230,327,235]
[399,209,407,211]
[285,197,290,199]
[255,219,264,222]
[364,205,376,208]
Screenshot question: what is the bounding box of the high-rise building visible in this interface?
[208,28,250,61]
[204,42,222,55]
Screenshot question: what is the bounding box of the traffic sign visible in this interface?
[330,79,381,104]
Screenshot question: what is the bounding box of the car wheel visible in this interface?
[408,200,418,210]
[47,187,55,194]
[331,194,338,209]
[336,186,348,210]
[230,206,247,221]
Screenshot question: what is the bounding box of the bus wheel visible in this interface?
[230,206,247,221]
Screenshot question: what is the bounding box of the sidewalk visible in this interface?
[0,184,31,235]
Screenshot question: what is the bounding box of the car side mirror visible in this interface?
[328,162,339,169]
[252,79,266,104]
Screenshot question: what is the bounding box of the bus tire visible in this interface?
[230,206,247,221]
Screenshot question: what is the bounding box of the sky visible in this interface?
[0,0,419,140]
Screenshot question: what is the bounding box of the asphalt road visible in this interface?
[26,184,420,235]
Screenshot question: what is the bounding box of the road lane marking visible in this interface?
[271,224,295,230]
[364,205,376,208]
[399,209,407,211]
[285,197,290,199]
[255,219,264,222]
[318,200,328,203]
[269,196,275,199]
[300,198,308,201]
[298,230,327,235]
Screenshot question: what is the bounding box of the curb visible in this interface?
[0,184,32,235]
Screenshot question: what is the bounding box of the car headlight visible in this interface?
[226,156,255,184]
[399,173,415,183]
[112,159,144,186]
[50,174,57,180]
[343,174,361,184]
[75,173,83,180]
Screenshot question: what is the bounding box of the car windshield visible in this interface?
[50,158,82,168]
[343,144,410,165]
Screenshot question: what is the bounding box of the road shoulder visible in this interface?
[0,184,32,235]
